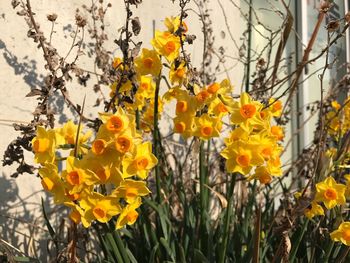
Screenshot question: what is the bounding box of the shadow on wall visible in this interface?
[0,39,69,124]
[0,38,98,260]
[0,173,78,261]
[0,173,46,260]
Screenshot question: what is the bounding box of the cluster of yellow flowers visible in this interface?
[303,96,350,246]
[31,15,285,231]
[150,18,284,185]
[164,80,233,140]
[165,85,284,184]
[220,95,284,184]
[303,176,350,246]
[32,109,157,229]
[110,16,187,132]
[326,98,350,138]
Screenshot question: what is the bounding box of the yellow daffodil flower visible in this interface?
[221,141,264,175]
[268,98,283,117]
[315,176,346,209]
[32,126,56,164]
[62,156,99,195]
[230,92,264,131]
[151,31,181,62]
[304,202,324,219]
[330,222,350,246]
[169,61,187,85]
[193,114,222,140]
[248,166,273,185]
[79,192,121,227]
[164,16,188,34]
[173,115,195,138]
[122,142,158,179]
[116,197,142,229]
[114,179,151,204]
[134,48,162,76]
[39,163,68,204]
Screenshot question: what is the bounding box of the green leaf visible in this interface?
[13,256,37,262]
[41,198,56,242]
[126,248,138,263]
[160,237,175,262]
[149,243,159,263]
[194,249,209,263]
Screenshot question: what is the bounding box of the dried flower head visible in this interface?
[75,13,87,27]
[47,13,58,22]
[320,1,331,13]
[327,20,340,32]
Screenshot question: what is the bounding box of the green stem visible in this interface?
[289,219,309,262]
[218,173,237,263]
[199,141,207,212]
[106,232,124,263]
[113,231,130,263]
[153,72,162,203]
[199,140,208,252]
[322,241,334,262]
[93,225,111,261]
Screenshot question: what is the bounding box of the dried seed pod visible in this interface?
[320,1,331,13]
[327,20,340,32]
[75,13,87,28]
[47,13,58,22]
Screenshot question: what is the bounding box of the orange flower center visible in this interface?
[93,205,107,220]
[65,190,80,201]
[176,68,186,78]
[324,188,337,200]
[41,177,54,191]
[176,100,188,113]
[107,116,124,133]
[66,170,83,186]
[273,101,282,111]
[240,104,257,118]
[163,31,171,38]
[92,139,106,155]
[259,173,272,185]
[69,210,81,224]
[261,147,272,159]
[196,90,210,103]
[236,154,250,167]
[217,102,228,113]
[271,126,284,140]
[115,136,132,153]
[207,83,220,94]
[201,126,213,137]
[175,122,186,133]
[96,169,109,182]
[136,157,149,170]
[260,111,267,119]
[126,210,139,223]
[65,135,75,145]
[126,210,139,224]
[164,41,176,54]
[143,57,154,68]
[270,157,281,167]
[33,138,50,153]
[140,82,149,90]
[125,187,138,200]
[343,229,350,241]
